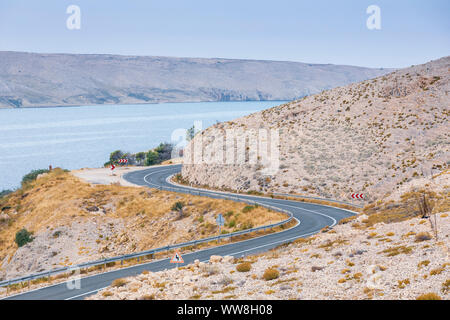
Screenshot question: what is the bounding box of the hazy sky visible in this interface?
[0,0,448,68]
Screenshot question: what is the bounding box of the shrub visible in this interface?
[242,205,255,213]
[236,262,251,272]
[416,293,442,300]
[102,291,113,297]
[15,228,33,247]
[111,278,128,288]
[418,260,430,269]
[171,201,184,218]
[109,150,124,162]
[225,211,233,217]
[380,245,412,256]
[262,268,279,281]
[21,169,50,186]
[415,232,432,242]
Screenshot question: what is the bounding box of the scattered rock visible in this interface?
[209,255,223,263]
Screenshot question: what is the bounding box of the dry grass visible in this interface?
[0,169,286,267]
[236,262,251,272]
[361,189,447,228]
[262,268,280,281]
[380,245,413,257]
[211,286,236,294]
[416,293,442,300]
[111,278,128,288]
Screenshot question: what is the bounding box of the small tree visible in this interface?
[15,228,33,247]
[145,150,159,166]
[121,153,136,165]
[171,201,184,219]
[154,142,173,162]
[186,125,196,141]
[135,152,146,166]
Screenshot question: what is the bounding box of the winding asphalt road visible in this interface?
[4,164,355,300]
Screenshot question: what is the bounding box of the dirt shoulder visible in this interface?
[71,166,151,187]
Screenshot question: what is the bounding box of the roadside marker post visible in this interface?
[216,214,225,242]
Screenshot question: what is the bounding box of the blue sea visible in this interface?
[0,101,285,190]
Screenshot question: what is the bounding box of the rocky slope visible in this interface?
[182,56,450,203]
[0,51,391,108]
[89,208,450,300]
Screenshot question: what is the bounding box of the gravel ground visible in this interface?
[89,212,449,300]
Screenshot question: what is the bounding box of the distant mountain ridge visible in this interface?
[0,51,392,108]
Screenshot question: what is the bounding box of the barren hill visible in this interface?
[0,51,391,108]
[181,56,450,202]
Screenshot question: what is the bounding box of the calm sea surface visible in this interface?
[0,101,285,190]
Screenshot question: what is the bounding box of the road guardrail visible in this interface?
[0,183,294,288]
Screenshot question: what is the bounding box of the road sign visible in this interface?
[351,193,364,199]
[111,164,116,171]
[216,214,225,242]
[216,214,225,226]
[170,250,184,264]
[118,159,128,164]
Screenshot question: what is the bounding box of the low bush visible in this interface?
[415,232,432,242]
[236,262,251,272]
[102,291,113,297]
[111,278,128,288]
[242,205,256,213]
[227,220,236,228]
[15,228,33,247]
[21,169,50,186]
[262,268,279,281]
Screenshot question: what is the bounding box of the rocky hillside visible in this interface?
[0,51,391,108]
[89,207,450,300]
[0,169,284,280]
[182,56,450,203]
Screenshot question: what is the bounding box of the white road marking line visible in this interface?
[4,165,354,300]
[65,286,109,300]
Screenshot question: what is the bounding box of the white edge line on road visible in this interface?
[3,165,353,300]
[2,215,301,300]
[165,171,360,216]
